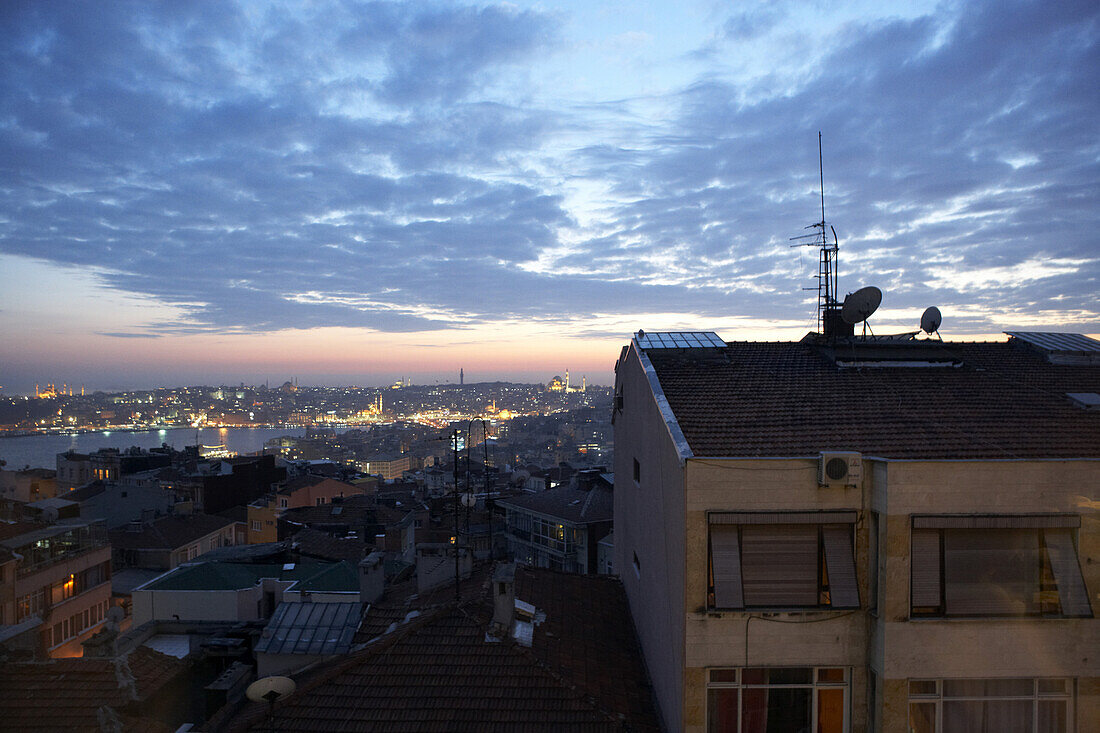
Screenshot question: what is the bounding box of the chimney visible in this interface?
[359,551,385,604]
[491,563,516,637]
[81,624,119,659]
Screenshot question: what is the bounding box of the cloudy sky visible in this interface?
[2,0,1097,392]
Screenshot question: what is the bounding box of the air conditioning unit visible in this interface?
[819,452,862,488]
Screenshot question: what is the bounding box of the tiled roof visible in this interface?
[64,481,108,501]
[514,567,658,733]
[291,527,369,564]
[223,567,659,732]
[0,645,185,732]
[496,486,613,524]
[278,475,327,495]
[642,339,1100,459]
[108,512,234,550]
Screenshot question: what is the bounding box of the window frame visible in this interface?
[706,666,850,733]
[907,677,1074,733]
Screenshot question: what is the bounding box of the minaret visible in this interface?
[460,368,464,386]
[565,370,570,392]
[582,376,586,392]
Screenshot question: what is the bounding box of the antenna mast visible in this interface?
[790,132,842,336]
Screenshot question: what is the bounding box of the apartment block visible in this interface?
[613,330,1099,733]
[0,519,113,658]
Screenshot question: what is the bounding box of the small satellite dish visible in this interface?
[246,676,297,704]
[841,286,883,325]
[920,306,942,335]
[460,492,477,508]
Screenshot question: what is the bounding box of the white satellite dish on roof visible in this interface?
[920,306,942,335]
[246,676,297,704]
[460,492,477,508]
[841,286,883,325]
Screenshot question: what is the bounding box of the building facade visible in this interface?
[1,520,113,658]
[498,484,613,574]
[613,331,1099,733]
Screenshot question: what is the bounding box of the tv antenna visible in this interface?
[790,132,841,336]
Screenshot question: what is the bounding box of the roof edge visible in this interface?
[636,342,693,464]
[686,455,1100,463]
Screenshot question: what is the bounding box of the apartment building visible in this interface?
[613,330,1099,732]
[0,519,113,658]
[109,511,238,570]
[497,471,613,574]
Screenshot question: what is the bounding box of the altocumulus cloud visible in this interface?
[0,0,1097,339]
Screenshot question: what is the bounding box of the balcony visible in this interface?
[11,523,109,578]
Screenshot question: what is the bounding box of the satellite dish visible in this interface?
[246,676,297,704]
[920,306,942,335]
[841,286,883,325]
[460,492,477,508]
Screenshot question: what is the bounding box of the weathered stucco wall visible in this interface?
[683,456,869,732]
[875,459,1100,732]
[614,346,688,733]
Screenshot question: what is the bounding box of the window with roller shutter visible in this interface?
[909,515,1092,618]
[708,511,860,610]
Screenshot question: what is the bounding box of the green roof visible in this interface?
[142,561,358,593]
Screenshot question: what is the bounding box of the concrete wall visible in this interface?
[132,589,244,626]
[613,346,687,733]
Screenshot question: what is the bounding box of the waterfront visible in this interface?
[0,427,308,470]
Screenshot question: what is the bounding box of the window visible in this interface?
[50,574,77,605]
[708,512,859,610]
[707,667,848,733]
[633,458,640,484]
[910,516,1091,617]
[251,520,262,532]
[280,498,288,508]
[17,588,47,622]
[908,678,1072,733]
[531,517,574,554]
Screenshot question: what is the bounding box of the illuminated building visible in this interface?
[1,519,112,658]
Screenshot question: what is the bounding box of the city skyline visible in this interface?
[3,0,1098,393]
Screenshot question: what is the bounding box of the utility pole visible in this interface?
[451,429,461,602]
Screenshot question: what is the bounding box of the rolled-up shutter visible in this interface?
[822,525,859,608]
[710,526,744,609]
[911,529,941,610]
[741,524,818,607]
[1045,529,1093,617]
